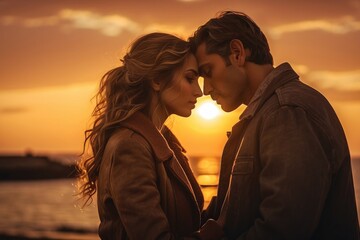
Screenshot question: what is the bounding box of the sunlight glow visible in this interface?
[196,101,221,120]
[197,174,219,186]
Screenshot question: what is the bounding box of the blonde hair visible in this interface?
[77,32,191,205]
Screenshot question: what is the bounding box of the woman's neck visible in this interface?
[151,111,167,130]
[149,95,168,130]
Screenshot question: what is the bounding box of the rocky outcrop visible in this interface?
[0,154,77,181]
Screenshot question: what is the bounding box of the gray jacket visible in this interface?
[203,63,359,240]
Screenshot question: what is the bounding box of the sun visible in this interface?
[196,101,221,120]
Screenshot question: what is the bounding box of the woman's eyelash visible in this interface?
[186,76,195,82]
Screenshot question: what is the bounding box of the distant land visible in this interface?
[0,153,77,181]
[1,152,358,181]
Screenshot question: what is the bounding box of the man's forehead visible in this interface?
[195,43,210,67]
[196,42,207,55]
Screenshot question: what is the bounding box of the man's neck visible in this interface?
[243,63,274,105]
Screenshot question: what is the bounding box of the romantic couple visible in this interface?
[77,11,359,239]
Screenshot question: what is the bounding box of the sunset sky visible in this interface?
[0,0,359,157]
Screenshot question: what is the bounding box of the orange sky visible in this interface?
[0,0,359,157]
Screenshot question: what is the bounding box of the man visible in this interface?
[189,11,359,240]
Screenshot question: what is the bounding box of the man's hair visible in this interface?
[189,11,273,65]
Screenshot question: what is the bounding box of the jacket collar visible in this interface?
[120,112,173,162]
[121,113,200,209]
[240,62,299,121]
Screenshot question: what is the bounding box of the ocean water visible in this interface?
[0,157,359,239]
[0,179,99,239]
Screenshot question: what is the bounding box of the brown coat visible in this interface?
[97,112,204,240]
[201,63,359,240]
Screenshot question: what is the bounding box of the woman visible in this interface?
[77,32,204,239]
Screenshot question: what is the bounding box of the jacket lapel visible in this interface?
[166,156,198,202]
[120,113,173,162]
[216,118,251,217]
[162,126,204,209]
[120,113,198,206]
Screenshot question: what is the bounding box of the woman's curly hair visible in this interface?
[77,32,191,205]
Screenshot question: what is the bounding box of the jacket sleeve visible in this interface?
[109,135,175,240]
[239,106,332,239]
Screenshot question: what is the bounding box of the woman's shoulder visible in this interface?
[106,127,152,154]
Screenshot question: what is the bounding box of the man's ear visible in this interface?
[229,39,246,65]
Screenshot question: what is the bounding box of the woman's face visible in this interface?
[161,54,203,117]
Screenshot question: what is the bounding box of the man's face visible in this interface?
[195,43,249,112]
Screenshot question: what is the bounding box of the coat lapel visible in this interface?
[216,118,250,217]
[119,113,173,162]
[120,113,198,206]
[166,156,198,202]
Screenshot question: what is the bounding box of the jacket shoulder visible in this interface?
[275,80,330,109]
[270,80,349,168]
[105,128,152,157]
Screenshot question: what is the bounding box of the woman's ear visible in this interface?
[151,78,161,91]
[229,39,246,66]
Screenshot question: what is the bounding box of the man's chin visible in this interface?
[220,104,238,113]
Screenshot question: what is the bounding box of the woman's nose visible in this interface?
[195,81,203,98]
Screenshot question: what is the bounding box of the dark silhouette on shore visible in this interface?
[0,153,77,181]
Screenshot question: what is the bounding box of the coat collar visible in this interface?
[120,112,201,210]
[240,62,299,121]
[120,112,173,162]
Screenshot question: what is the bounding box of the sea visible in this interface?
[0,156,359,239]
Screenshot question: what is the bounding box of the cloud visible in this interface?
[269,16,360,38]
[1,9,141,37]
[0,107,28,114]
[0,16,17,25]
[23,16,58,27]
[307,69,360,91]
[295,66,360,101]
[1,9,189,37]
[1,9,190,38]
[59,9,140,36]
